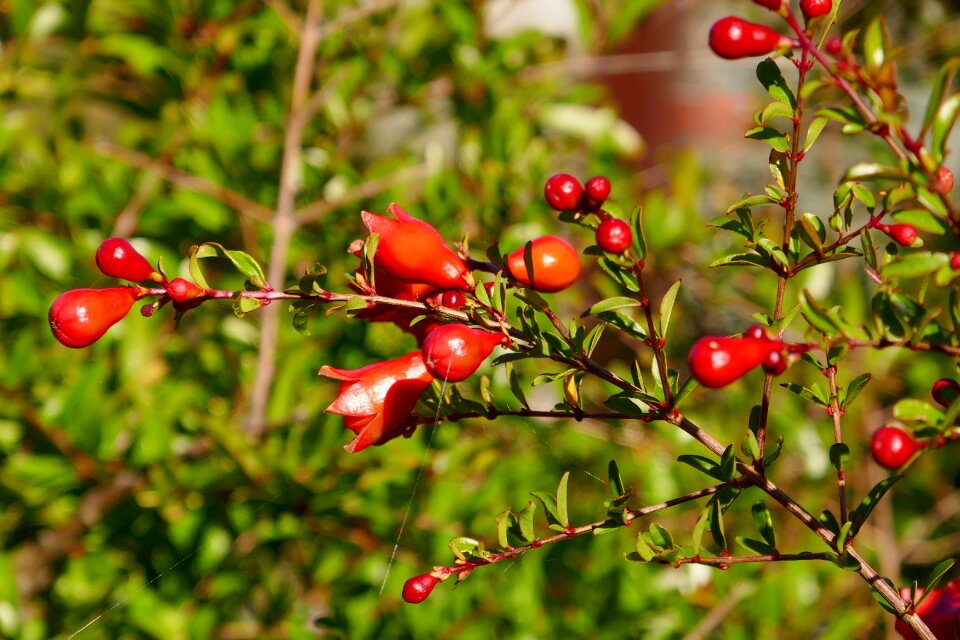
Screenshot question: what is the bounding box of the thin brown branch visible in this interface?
[90,140,274,224]
[316,0,400,41]
[295,162,433,224]
[826,367,848,522]
[246,0,325,438]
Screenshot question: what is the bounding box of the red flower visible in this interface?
[897,580,960,639]
[319,352,434,453]
[361,203,472,290]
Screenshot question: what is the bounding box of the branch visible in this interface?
[90,140,274,224]
[246,0,325,438]
[825,366,848,522]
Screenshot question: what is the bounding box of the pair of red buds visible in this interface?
[49,239,208,348]
[709,0,834,61]
[687,326,788,388]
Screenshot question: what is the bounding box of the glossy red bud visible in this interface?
[937,167,954,194]
[165,278,206,304]
[879,223,918,246]
[799,0,832,18]
[752,0,783,9]
[544,173,583,212]
[422,323,504,382]
[49,286,142,348]
[688,336,784,388]
[709,16,791,60]
[96,238,161,282]
[402,573,440,604]
[761,349,787,376]
[932,378,960,409]
[870,425,921,470]
[595,217,632,254]
[584,176,611,203]
[506,236,581,293]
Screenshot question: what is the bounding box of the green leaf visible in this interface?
[836,520,854,549]
[917,559,957,609]
[829,443,850,472]
[193,242,268,289]
[799,213,826,253]
[931,93,960,163]
[751,501,776,549]
[891,209,948,234]
[842,162,906,182]
[801,289,841,336]
[631,205,648,260]
[884,252,950,279]
[658,279,681,340]
[531,491,562,528]
[760,100,795,125]
[582,296,642,317]
[507,363,529,409]
[850,476,902,536]
[496,508,516,548]
[781,382,830,407]
[515,501,537,543]
[819,509,841,536]
[595,310,647,340]
[557,471,570,527]
[803,117,830,153]
[719,445,736,481]
[923,58,960,135]
[449,536,485,562]
[756,58,796,108]
[677,455,724,481]
[894,399,943,424]
[842,373,872,409]
[523,240,536,289]
[709,498,727,549]
[725,193,778,213]
[736,536,775,556]
[745,126,790,152]
[608,460,626,498]
[710,252,767,268]
[862,18,887,73]
[633,528,656,561]
[648,523,674,550]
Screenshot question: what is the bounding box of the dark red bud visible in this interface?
[96,238,161,282]
[402,573,440,604]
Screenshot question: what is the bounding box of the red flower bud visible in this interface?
[688,335,784,388]
[361,203,471,290]
[878,223,918,246]
[896,578,960,640]
[595,217,632,254]
[166,278,207,304]
[584,176,611,204]
[49,286,143,348]
[319,352,434,453]
[544,174,583,211]
[753,0,783,10]
[937,166,954,194]
[870,425,921,470]
[96,238,161,282]
[402,573,440,604]
[709,16,792,60]
[932,378,960,409]
[422,323,505,382]
[825,36,843,56]
[799,0,832,19]
[506,236,581,292]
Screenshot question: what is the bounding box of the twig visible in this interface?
[825,366,848,522]
[246,0,325,438]
[90,140,274,224]
[295,162,433,224]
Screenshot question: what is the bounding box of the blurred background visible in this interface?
[2,0,960,638]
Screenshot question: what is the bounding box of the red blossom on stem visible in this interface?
[897,579,960,639]
[361,203,472,290]
[319,352,434,453]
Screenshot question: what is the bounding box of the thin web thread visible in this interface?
[67,492,288,638]
[379,360,450,595]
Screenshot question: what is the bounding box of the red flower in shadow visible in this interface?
[897,580,960,639]
[319,352,434,453]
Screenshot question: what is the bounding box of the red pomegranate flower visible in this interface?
[361,203,472,290]
[319,352,434,453]
[896,578,960,639]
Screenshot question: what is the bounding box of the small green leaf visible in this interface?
[751,501,776,549]
[507,363,529,409]
[836,521,854,549]
[894,399,944,424]
[658,279,681,340]
[863,18,887,73]
[917,559,957,609]
[648,523,674,550]
[884,252,950,279]
[850,476,902,536]
[829,443,851,472]
[692,507,710,557]
[819,509,841,536]
[756,58,796,108]
[557,471,570,527]
[677,455,725,481]
[745,126,790,152]
[842,373,872,409]
[496,508,516,548]
[736,536,775,556]
[633,529,656,561]
[719,445,736,481]
[932,93,960,163]
[582,296,642,317]
[801,289,841,336]
[803,117,830,153]
[923,58,960,135]
[631,205,647,260]
[608,460,626,498]
[515,501,537,543]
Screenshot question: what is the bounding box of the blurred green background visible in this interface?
[2,1,960,638]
